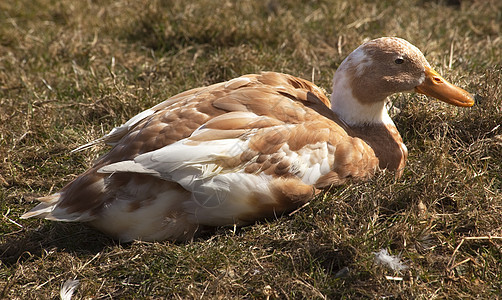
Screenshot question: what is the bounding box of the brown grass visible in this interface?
[1,0,501,298]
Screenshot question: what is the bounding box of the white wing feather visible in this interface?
[98,137,248,185]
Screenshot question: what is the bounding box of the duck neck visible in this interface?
[330,67,394,127]
[330,70,406,173]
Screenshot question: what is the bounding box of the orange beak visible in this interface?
[415,66,475,107]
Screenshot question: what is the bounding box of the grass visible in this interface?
[1,0,501,298]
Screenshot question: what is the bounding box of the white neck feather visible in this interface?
[330,73,394,126]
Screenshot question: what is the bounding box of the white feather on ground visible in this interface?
[373,249,408,272]
[60,279,79,300]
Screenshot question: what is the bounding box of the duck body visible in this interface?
[22,38,474,241]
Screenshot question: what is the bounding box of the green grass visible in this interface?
[1,0,501,298]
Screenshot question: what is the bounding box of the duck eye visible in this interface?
[394,58,404,64]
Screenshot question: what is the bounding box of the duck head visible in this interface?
[330,37,474,126]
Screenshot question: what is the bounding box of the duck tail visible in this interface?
[20,193,62,219]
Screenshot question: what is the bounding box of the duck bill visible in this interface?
[414,66,474,107]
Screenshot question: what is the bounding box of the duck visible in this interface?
[21,37,474,242]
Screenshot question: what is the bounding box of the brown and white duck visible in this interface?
[22,37,474,241]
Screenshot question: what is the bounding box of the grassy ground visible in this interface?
[1,0,501,298]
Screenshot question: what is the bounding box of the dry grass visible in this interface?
[1,0,501,298]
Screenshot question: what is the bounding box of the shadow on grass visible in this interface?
[0,222,116,266]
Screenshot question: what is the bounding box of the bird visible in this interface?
[21,37,474,242]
